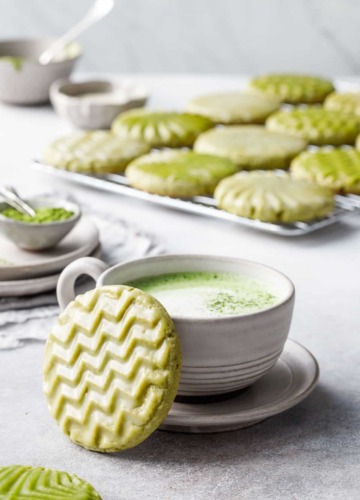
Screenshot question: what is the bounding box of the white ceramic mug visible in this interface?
[57,254,295,398]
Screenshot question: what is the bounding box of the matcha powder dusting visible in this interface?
[1,207,74,224]
[207,290,277,316]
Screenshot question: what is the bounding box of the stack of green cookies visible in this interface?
[250,74,360,146]
[43,110,215,175]
[44,73,360,223]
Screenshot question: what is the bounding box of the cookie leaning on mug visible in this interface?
[43,285,182,452]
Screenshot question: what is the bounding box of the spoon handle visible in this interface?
[0,186,36,217]
[39,0,115,65]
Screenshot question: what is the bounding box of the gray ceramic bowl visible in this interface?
[0,197,81,251]
[50,79,149,129]
[0,38,81,105]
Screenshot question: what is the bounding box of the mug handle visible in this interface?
[57,257,109,311]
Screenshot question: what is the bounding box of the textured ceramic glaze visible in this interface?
[57,255,295,397]
[0,38,81,104]
[50,79,148,130]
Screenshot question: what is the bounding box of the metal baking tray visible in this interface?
[33,161,360,237]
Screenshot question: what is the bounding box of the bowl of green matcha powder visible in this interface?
[0,196,81,250]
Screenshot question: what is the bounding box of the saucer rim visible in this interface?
[0,216,99,281]
[0,244,102,296]
[160,339,319,432]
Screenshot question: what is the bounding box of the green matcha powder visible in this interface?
[1,207,74,224]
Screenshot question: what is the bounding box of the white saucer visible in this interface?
[160,339,319,433]
[0,244,102,297]
[0,216,99,281]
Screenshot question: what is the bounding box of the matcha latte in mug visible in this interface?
[57,255,295,397]
[127,272,280,319]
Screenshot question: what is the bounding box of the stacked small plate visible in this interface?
[0,217,100,297]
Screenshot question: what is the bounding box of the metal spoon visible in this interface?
[39,0,115,65]
[0,186,36,217]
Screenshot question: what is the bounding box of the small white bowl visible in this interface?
[0,38,81,105]
[50,79,149,129]
[0,197,81,251]
[57,254,295,398]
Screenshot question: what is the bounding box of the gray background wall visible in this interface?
[1,0,360,75]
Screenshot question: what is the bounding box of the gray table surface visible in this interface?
[0,75,359,500]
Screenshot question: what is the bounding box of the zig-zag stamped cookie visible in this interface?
[0,465,101,499]
[43,286,182,452]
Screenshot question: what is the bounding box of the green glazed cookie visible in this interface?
[0,465,101,499]
[266,108,360,146]
[194,125,307,170]
[214,171,334,223]
[43,286,181,452]
[325,91,360,117]
[43,131,150,174]
[111,108,214,148]
[291,147,360,194]
[125,150,238,197]
[186,91,281,124]
[249,74,334,104]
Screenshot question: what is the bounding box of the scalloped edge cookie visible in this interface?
[291,147,360,194]
[112,108,214,148]
[186,91,281,124]
[214,171,334,222]
[249,74,334,104]
[194,125,307,169]
[266,108,360,146]
[125,150,238,197]
[43,131,150,174]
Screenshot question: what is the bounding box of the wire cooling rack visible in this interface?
[33,161,360,237]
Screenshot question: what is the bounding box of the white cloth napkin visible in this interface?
[0,210,164,350]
